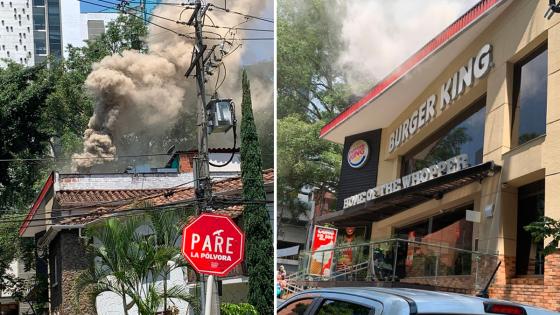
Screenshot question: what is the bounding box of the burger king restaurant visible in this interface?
[312,0,560,310]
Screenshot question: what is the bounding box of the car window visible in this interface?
[278,298,315,315]
[315,299,374,315]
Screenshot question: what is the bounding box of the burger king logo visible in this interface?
[347,140,369,168]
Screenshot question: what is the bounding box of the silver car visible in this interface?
[278,287,558,315]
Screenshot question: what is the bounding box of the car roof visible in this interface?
[289,287,557,315]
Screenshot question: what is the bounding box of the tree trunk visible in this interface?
[121,284,129,315]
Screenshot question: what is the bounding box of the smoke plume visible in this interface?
[73,0,272,172]
[336,0,479,94]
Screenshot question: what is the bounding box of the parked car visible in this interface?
[278,287,558,315]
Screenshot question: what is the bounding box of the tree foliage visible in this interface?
[277,115,341,203]
[277,0,354,215]
[240,70,273,315]
[277,0,350,121]
[524,216,560,256]
[0,13,148,309]
[220,302,258,315]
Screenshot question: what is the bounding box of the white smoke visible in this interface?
[336,0,480,94]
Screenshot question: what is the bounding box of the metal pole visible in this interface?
[392,240,398,282]
[204,275,214,315]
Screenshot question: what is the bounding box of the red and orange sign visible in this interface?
[309,226,338,276]
[347,140,369,168]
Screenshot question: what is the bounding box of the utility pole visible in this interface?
[184,1,219,314]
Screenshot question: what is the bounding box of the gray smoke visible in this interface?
[73,0,272,172]
[336,0,479,94]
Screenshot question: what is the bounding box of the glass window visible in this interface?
[512,45,547,146]
[394,204,474,278]
[516,180,545,276]
[47,0,62,58]
[278,298,314,315]
[34,31,46,54]
[316,300,373,315]
[32,0,44,5]
[402,98,486,175]
[32,7,45,30]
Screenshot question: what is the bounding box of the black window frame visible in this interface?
[511,43,548,147]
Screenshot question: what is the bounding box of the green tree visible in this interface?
[277,0,350,121]
[525,216,560,256]
[277,116,341,214]
[240,70,273,315]
[277,0,353,217]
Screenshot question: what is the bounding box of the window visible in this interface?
[48,0,62,57]
[394,204,474,278]
[316,300,373,315]
[278,298,314,315]
[32,0,44,5]
[34,31,46,54]
[516,180,545,276]
[32,7,45,30]
[512,44,547,146]
[402,97,486,175]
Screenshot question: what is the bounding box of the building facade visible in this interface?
[316,0,560,310]
[18,150,272,314]
[0,0,117,67]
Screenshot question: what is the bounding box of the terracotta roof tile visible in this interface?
[56,189,164,208]
[59,169,273,225]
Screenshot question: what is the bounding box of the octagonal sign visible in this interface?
[182,213,245,277]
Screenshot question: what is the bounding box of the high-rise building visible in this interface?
[0,0,34,66]
[0,0,117,67]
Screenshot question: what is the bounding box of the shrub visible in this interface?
[220,303,259,315]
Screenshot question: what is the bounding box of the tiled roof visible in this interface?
[56,189,164,208]
[60,169,273,225]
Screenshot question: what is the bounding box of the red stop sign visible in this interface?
[182,213,245,277]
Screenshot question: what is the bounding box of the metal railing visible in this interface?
[287,238,499,294]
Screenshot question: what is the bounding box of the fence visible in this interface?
[288,238,499,294]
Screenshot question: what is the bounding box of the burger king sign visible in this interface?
[347,140,369,168]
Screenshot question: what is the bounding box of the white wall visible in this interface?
[79,12,117,43]
[59,0,81,57]
[0,0,34,66]
[59,0,117,57]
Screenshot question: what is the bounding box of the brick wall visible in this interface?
[49,230,95,315]
[488,251,560,311]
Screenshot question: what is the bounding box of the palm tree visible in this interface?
[75,216,143,314]
[75,210,200,315]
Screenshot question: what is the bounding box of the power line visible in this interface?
[0,153,171,163]
[94,0,178,23]
[79,0,273,41]
[1,198,272,227]
[203,24,273,33]
[209,3,273,24]
[0,175,272,216]
[77,0,188,37]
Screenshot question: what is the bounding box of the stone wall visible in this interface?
[49,229,95,315]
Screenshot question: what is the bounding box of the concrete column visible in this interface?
[483,63,512,162]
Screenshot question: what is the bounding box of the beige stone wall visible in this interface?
[370,0,560,255]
